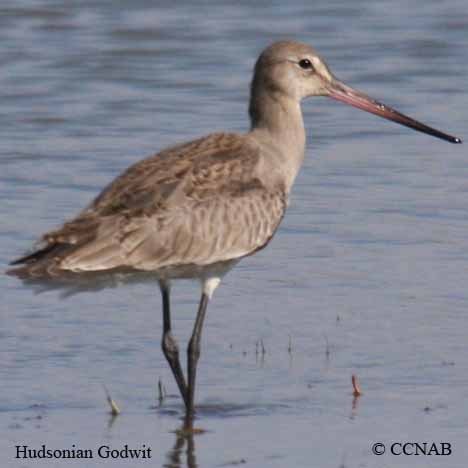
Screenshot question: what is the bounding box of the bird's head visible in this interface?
[250,40,461,144]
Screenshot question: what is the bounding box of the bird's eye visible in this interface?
[298,59,313,70]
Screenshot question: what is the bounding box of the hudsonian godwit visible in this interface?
[8,41,462,424]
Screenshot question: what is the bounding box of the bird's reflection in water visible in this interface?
[164,428,197,468]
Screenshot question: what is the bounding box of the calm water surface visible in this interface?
[1,1,467,467]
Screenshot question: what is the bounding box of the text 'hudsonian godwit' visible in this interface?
[8,41,461,426]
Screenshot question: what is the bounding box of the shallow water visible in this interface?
[1,1,467,467]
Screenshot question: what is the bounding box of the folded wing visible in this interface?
[8,133,286,280]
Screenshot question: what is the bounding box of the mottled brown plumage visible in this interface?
[8,132,286,281]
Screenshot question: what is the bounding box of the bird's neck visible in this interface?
[248,89,306,192]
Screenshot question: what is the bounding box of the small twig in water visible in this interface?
[102,384,121,416]
[323,334,330,359]
[351,374,362,397]
[288,335,292,355]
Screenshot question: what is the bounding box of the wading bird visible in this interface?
[8,41,461,426]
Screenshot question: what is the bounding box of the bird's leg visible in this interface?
[185,278,220,423]
[186,293,209,421]
[160,281,188,408]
